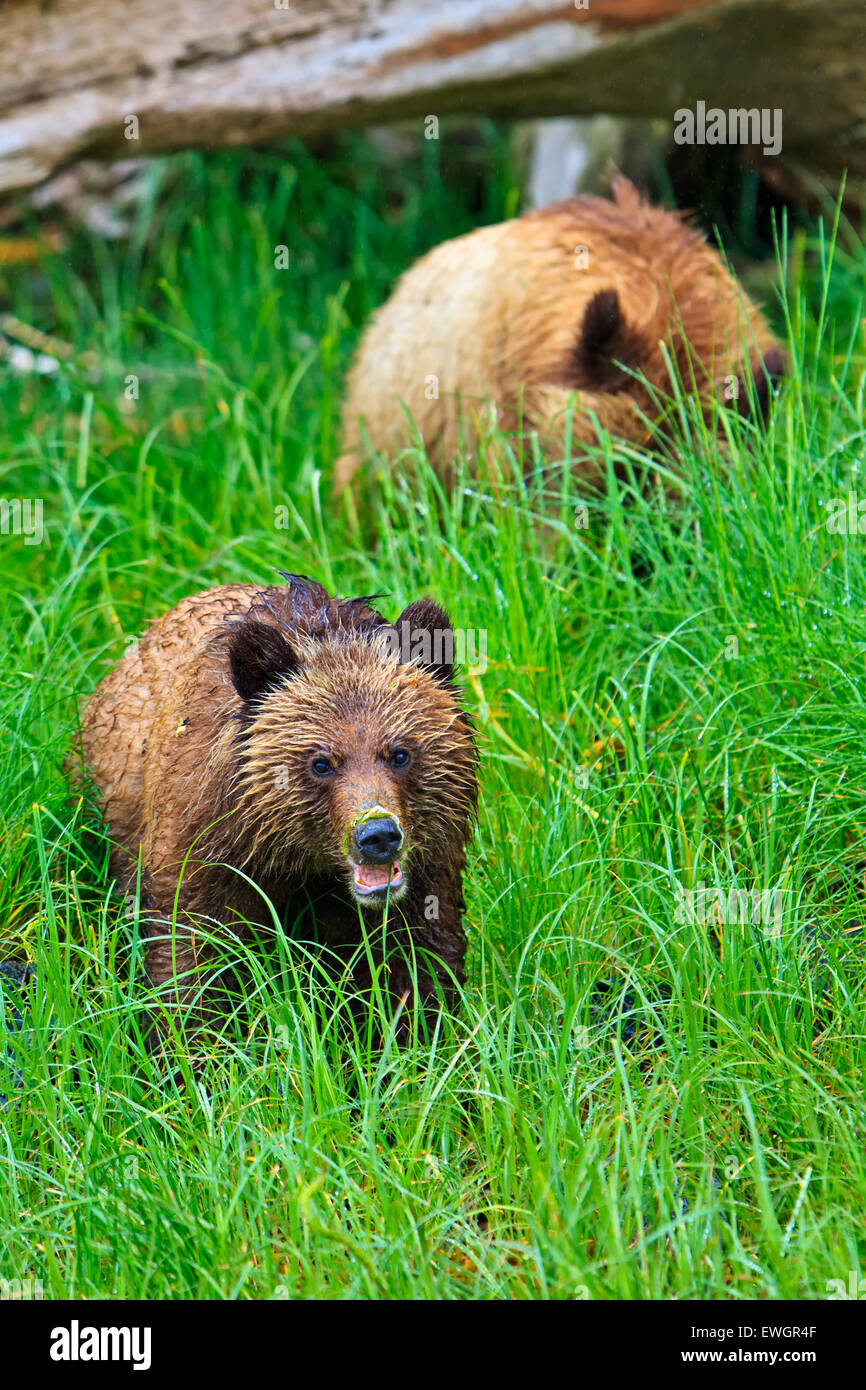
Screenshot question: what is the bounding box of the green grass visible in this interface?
[2,127,866,1299]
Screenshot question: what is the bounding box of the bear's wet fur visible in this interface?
[78,575,478,1039]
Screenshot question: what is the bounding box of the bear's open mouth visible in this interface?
[351,861,403,898]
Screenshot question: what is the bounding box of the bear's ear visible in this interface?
[228,618,301,703]
[566,288,649,393]
[393,598,455,685]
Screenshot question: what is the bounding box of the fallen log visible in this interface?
[0,0,863,197]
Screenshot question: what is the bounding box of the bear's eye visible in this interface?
[389,748,410,769]
[311,756,333,777]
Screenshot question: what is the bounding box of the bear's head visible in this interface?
[225,594,477,909]
[559,286,786,439]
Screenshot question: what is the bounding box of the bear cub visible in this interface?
[78,575,478,1037]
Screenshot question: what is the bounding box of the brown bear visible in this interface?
[335,177,784,493]
[77,574,478,1039]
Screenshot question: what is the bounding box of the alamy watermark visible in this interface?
[1,1276,44,1300]
[673,102,782,157]
[0,497,43,545]
[825,494,866,534]
[50,1321,151,1370]
[381,620,487,676]
[826,1273,866,1300]
[674,881,787,936]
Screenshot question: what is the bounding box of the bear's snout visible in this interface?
[353,816,403,864]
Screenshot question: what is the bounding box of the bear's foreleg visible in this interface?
[139,863,265,1044]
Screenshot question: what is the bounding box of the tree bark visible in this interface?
[0,0,862,196]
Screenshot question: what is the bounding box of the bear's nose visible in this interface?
[354,817,403,863]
